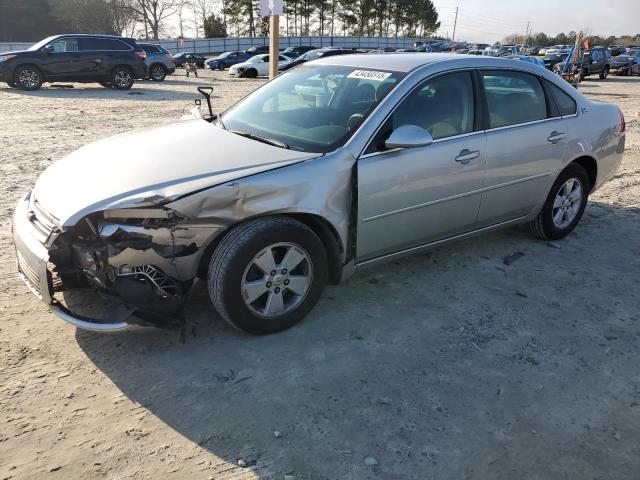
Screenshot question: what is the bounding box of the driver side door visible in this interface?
[356,70,486,262]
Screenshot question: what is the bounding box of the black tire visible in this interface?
[527,164,590,240]
[218,62,226,70]
[208,216,328,335]
[149,63,166,81]
[245,68,258,78]
[110,66,134,90]
[14,65,43,91]
[599,66,609,79]
[99,81,112,88]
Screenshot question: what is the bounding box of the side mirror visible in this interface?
[385,124,433,149]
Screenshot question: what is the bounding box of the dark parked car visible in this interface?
[541,53,569,70]
[282,45,317,56]
[609,45,626,56]
[279,48,354,71]
[580,47,611,79]
[0,34,147,90]
[245,45,270,55]
[172,52,206,68]
[205,51,250,70]
[610,48,640,75]
[139,43,176,81]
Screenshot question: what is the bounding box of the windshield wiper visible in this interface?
[229,130,290,149]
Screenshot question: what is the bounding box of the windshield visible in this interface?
[248,55,264,62]
[28,36,58,51]
[221,64,405,153]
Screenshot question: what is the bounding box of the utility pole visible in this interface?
[451,6,458,42]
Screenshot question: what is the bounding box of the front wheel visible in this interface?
[111,67,134,90]
[208,217,328,335]
[14,65,43,90]
[527,164,590,240]
[218,63,226,70]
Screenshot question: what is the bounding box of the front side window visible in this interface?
[222,65,404,153]
[482,70,547,128]
[366,71,475,154]
[51,38,78,53]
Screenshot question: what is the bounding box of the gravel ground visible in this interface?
[0,68,639,480]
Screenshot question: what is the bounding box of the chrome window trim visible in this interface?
[361,171,551,223]
[483,116,562,133]
[359,129,485,159]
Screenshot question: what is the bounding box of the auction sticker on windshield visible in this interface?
[347,70,392,81]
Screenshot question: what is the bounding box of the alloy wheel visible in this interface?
[18,69,40,89]
[114,70,132,88]
[241,242,313,318]
[552,178,582,229]
[150,65,165,80]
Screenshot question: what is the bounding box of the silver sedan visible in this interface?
[13,54,625,334]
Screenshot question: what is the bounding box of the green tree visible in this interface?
[203,13,227,37]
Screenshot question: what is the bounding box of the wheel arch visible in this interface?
[12,63,45,81]
[569,155,598,192]
[197,212,344,285]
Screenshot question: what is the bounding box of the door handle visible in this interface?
[454,149,480,165]
[547,131,566,144]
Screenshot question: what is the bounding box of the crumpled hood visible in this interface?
[33,119,316,226]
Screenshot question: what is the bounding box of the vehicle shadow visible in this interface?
[75,200,640,478]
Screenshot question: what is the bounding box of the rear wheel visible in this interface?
[208,217,328,335]
[218,62,226,70]
[599,66,609,79]
[14,65,43,91]
[149,63,166,81]
[111,66,134,90]
[244,68,258,78]
[527,164,590,240]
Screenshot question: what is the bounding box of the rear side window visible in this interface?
[79,38,131,51]
[482,70,547,128]
[141,45,160,54]
[546,80,577,116]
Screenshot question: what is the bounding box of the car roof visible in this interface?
[54,33,133,39]
[313,52,549,73]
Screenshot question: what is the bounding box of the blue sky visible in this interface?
[433,0,640,43]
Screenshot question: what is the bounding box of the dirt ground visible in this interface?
[0,67,639,480]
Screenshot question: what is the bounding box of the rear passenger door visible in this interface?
[477,70,568,227]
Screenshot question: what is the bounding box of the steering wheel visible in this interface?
[347,113,364,131]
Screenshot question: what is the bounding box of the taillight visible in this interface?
[135,50,146,60]
[619,107,626,133]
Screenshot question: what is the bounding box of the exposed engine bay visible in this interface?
[47,207,221,327]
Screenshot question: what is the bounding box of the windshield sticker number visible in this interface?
[347,70,392,81]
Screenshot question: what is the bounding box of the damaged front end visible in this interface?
[14,193,222,331]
